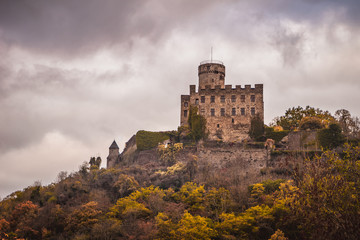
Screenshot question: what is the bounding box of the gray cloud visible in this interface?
[270,25,305,67]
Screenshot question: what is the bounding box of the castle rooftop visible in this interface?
[109,140,119,149]
[200,60,224,65]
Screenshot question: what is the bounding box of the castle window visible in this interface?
[251,107,255,116]
[184,102,188,107]
[211,108,215,116]
[195,99,199,105]
[241,108,245,116]
[221,108,225,116]
[231,95,236,102]
[232,118,235,123]
[200,108,205,115]
[201,96,205,103]
[232,108,236,116]
[184,110,188,117]
[217,124,220,128]
[221,95,225,103]
[251,95,255,102]
[241,95,245,102]
[211,96,215,103]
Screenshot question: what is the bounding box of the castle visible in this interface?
[107,60,264,167]
[180,60,264,142]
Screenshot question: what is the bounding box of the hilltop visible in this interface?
[1,106,360,239]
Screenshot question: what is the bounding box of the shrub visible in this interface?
[317,123,345,149]
[249,114,264,140]
[188,106,207,141]
[299,117,324,130]
[265,127,289,143]
[136,130,170,151]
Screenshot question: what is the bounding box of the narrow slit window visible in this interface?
[195,99,199,105]
[184,110,188,117]
[211,96,215,103]
[201,96,205,103]
[221,108,225,116]
[211,108,215,116]
[232,108,236,116]
[241,108,245,116]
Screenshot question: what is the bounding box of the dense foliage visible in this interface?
[188,106,207,141]
[317,123,345,149]
[273,106,334,130]
[136,131,171,151]
[249,114,265,141]
[1,143,360,239]
[264,127,289,143]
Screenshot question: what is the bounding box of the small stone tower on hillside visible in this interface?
[107,140,120,168]
[180,60,264,142]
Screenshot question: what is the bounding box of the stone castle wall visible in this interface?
[180,61,264,142]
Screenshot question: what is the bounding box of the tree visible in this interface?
[114,174,140,198]
[188,106,207,141]
[335,109,360,139]
[10,201,40,239]
[176,212,215,240]
[274,106,334,130]
[286,145,360,239]
[89,156,102,170]
[173,182,206,213]
[269,229,288,240]
[335,109,352,136]
[249,114,264,140]
[65,201,102,235]
[299,116,323,130]
[318,123,345,149]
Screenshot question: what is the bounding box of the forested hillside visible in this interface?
[1,106,360,239]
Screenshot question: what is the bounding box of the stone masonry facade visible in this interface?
[180,61,264,142]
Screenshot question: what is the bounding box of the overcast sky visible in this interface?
[1,0,360,198]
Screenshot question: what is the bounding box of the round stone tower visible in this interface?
[198,60,225,90]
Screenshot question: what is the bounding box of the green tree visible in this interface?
[249,114,264,140]
[188,106,207,141]
[274,106,334,130]
[318,123,345,149]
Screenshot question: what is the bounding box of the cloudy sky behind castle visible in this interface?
[1,0,360,198]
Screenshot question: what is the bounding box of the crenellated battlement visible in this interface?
[190,84,263,94]
[181,60,264,142]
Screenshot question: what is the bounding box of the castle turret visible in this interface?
[180,60,264,142]
[198,60,225,90]
[107,140,120,168]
